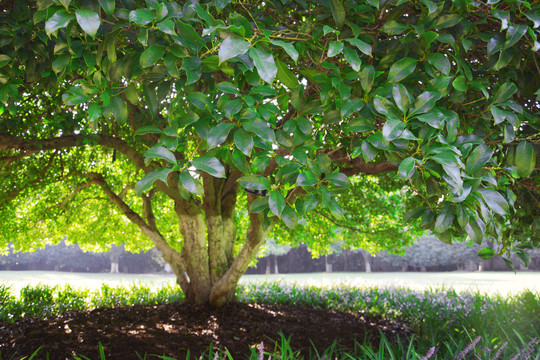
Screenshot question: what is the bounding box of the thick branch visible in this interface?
[87,172,187,287]
[323,150,398,176]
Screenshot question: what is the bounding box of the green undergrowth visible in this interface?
[0,281,539,359]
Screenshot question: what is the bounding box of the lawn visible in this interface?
[1,270,539,296]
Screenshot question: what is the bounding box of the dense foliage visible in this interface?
[0,0,538,304]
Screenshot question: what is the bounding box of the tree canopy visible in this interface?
[0,0,539,305]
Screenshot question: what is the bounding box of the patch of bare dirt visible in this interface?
[0,302,410,359]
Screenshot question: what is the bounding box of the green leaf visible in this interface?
[297,117,313,135]
[476,188,508,216]
[343,47,362,71]
[411,91,441,115]
[466,144,492,175]
[143,84,158,118]
[428,53,452,76]
[452,75,467,92]
[218,37,250,64]
[243,119,275,143]
[0,54,11,67]
[174,21,206,52]
[328,41,344,57]
[324,173,350,187]
[516,141,536,177]
[238,174,271,190]
[207,123,234,148]
[398,157,416,179]
[187,92,210,109]
[525,11,540,28]
[135,168,173,195]
[250,197,269,213]
[340,98,364,118]
[297,171,318,186]
[134,126,163,136]
[478,247,496,260]
[179,171,203,196]
[75,9,100,38]
[140,46,166,68]
[276,59,299,89]
[249,47,277,84]
[269,39,299,63]
[281,205,298,228]
[344,38,372,57]
[144,146,177,164]
[381,20,409,35]
[157,19,176,35]
[360,65,375,93]
[129,9,154,26]
[224,99,243,118]
[125,85,139,104]
[382,119,406,141]
[492,83,517,104]
[434,206,454,233]
[392,84,410,114]
[192,156,226,178]
[433,14,461,29]
[98,0,115,16]
[329,0,346,27]
[52,54,70,73]
[505,25,528,49]
[387,58,417,83]
[269,190,286,217]
[45,10,73,35]
[216,81,239,94]
[110,97,128,125]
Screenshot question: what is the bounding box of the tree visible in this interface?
[0,0,538,306]
[260,238,291,274]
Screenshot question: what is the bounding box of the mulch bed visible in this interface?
[0,302,410,359]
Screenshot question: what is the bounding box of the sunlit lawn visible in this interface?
[1,270,539,296]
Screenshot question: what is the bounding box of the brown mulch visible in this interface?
[0,302,410,359]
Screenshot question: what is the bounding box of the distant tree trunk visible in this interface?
[343,249,350,271]
[110,261,119,273]
[361,250,372,273]
[478,263,484,272]
[274,255,279,274]
[266,257,271,274]
[325,256,332,273]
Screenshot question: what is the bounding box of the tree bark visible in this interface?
[361,250,372,273]
[274,255,279,274]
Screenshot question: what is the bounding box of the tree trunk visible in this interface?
[274,255,279,274]
[361,250,372,273]
[266,257,271,274]
[325,256,332,273]
[110,261,119,273]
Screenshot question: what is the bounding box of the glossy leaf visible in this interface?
[129,9,154,26]
[135,168,173,195]
[387,58,417,83]
[75,10,100,38]
[344,38,372,57]
[98,0,115,15]
[179,171,203,196]
[329,0,346,27]
[207,123,234,148]
[140,46,166,68]
[269,39,299,63]
[398,157,416,179]
[218,37,250,64]
[249,47,277,84]
[297,171,318,186]
[516,141,536,177]
[382,119,406,141]
[144,146,177,164]
[192,156,226,178]
[110,97,128,125]
[238,174,270,190]
[392,84,410,114]
[476,188,508,216]
[45,10,73,35]
[466,144,492,175]
[269,190,286,217]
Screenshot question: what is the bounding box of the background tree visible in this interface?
[0,0,538,306]
[260,238,291,274]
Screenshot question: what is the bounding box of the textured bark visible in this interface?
[175,201,212,304]
[209,195,270,307]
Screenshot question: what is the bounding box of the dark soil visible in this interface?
[0,302,410,359]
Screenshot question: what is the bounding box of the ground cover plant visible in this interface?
[0,282,539,359]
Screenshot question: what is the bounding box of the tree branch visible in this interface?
[87,172,188,285]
